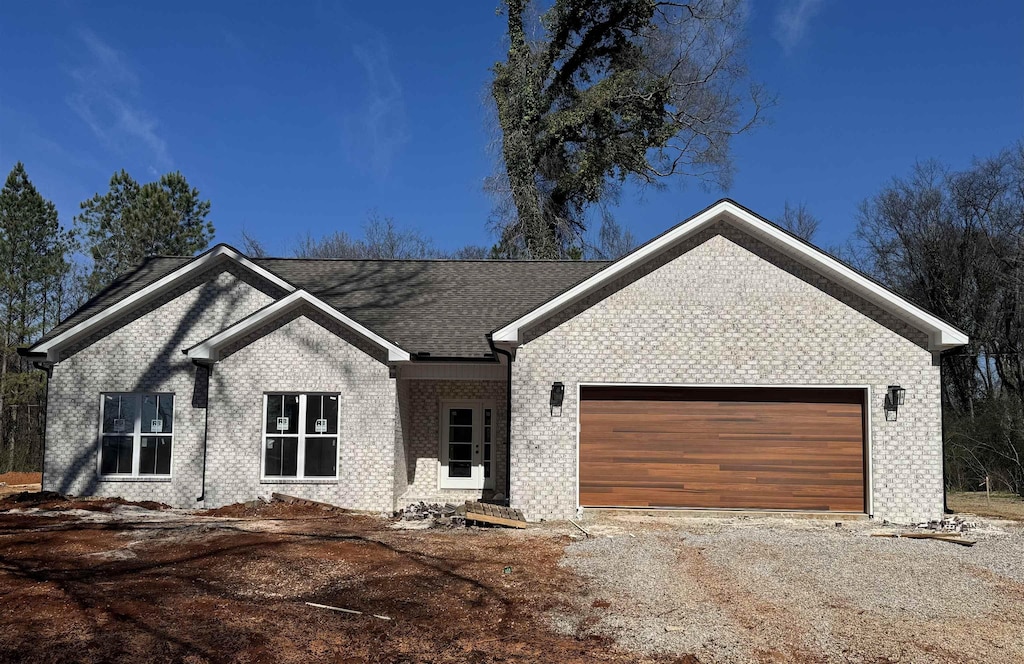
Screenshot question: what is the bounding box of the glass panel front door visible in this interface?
[447,408,474,479]
[440,402,494,489]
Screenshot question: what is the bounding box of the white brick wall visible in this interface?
[202,308,396,512]
[42,263,499,513]
[510,222,944,524]
[395,379,506,506]
[44,267,280,505]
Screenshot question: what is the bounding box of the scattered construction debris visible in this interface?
[872,532,976,547]
[397,502,465,527]
[396,501,528,529]
[914,516,976,534]
[464,501,527,529]
[305,602,392,621]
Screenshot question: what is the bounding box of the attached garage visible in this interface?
[579,386,868,512]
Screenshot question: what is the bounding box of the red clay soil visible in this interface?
[0,472,41,485]
[0,491,169,512]
[198,500,343,519]
[0,505,693,664]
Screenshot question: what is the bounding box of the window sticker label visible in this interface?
[151,419,163,433]
[267,440,275,449]
[276,416,289,431]
[113,418,126,432]
[315,418,328,433]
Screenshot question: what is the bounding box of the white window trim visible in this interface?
[96,392,175,480]
[260,393,340,482]
[438,399,496,490]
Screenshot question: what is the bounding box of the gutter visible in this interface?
[411,352,497,363]
[938,348,957,515]
[486,334,514,507]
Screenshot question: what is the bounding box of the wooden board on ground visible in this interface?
[464,501,527,528]
[871,532,976,546]
[271,493,347,512]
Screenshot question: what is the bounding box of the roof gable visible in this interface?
[491,200,969,351]
[29,244,295,361]
[185,290,410,363]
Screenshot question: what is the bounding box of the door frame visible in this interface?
[438,399,496,490]
[575,382,873,515]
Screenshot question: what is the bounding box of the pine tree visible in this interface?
[77,170,214,295]
[0,162,71,471]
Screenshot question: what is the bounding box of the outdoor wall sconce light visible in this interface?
[550,381,565,416]
[884,385,906,421]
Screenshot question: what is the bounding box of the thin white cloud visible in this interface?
[341,37,409,178]
[67,29,172,172]
[774,0,826,54]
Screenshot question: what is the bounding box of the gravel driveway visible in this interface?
[555,514,1024,663]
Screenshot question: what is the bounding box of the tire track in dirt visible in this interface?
[673,540,824,663]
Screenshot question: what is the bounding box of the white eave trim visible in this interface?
[492,200,969,351]
[186,289,411,363]
[34,245,296,361]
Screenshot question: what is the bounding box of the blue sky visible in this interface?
[1,1,1021,255]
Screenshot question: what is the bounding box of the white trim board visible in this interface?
[33,244,296,362]
[574,382,873,516]
[492,200,969,351]
[186,289,411,363]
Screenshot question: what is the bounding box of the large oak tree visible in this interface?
[491,0,769,258]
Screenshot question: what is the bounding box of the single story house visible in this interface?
[21,200,968,523]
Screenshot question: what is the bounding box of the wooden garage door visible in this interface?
[579,386,866,512]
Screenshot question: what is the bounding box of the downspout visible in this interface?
[939,350,951,514]
[195,362,212,503]
[32,361,53,490]
[487,334,514,507]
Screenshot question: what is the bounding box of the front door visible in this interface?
[439,401,495,490]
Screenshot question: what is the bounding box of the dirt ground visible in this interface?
[2,494,1022,663]
[562,513,1024,663]
[0,472,42,499]
[0,472,42,486]
[949,490,1024,521]
[0,495,684,664]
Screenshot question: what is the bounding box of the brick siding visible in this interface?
[510,222,944,524]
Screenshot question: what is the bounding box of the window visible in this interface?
[439,401,495,490]
[99,393,174,477]
[263,393,338,479]
[483,407,492,483]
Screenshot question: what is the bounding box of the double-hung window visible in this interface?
[99,393,174,477]
[262,393,339,479]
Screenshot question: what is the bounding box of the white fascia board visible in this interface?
[35,245,296,361]
[186,290,411,363]
[492,200,969,351]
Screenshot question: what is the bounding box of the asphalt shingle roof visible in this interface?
[36,255,610,358]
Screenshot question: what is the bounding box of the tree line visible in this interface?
[853,147,1024,497]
